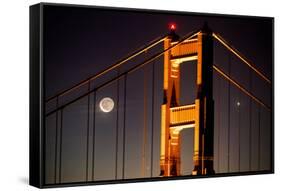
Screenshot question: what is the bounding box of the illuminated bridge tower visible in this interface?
[160,24,215,176]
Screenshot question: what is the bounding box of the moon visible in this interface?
[99,97,114,113]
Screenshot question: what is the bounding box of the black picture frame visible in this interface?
[30,2,274,188]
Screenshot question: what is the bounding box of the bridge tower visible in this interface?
[160,24,215,176]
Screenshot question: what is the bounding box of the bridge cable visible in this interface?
[217,69,221,173]
[213,65,270,111]
[46,34,169,103]
[150,60,155,177]
[227,52,231,173]
[91,92,96,181]
[142,57,148,177]
[258,105,261,170]
[122,75,127,179]
[115,69,120,180]
[58,108,63,183]
[54,97,59,183]
[45,30,201,117]
[249,66,252,170]
[212,33,271,84]
[86,82,90,181]
[238,90,241,172]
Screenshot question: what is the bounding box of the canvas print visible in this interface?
[30,3,274,188]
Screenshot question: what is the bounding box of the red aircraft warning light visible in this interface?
[169,23,176,31]
[168,23,179,42]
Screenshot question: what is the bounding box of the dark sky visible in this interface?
[43,4,273,184]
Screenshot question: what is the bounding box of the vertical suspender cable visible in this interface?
[238,93,240,172]
[227,52,231,172]
[217,73,221,173]
[142,66,147,177]
[150,60,155,177]
[258,105,261,170]
[86,82,90,181]
[249,68,252,171]
[59,108,63,183]
[122,75,127,179]
[92,92,96,181]
[115,70,120,180]
[54,97,59,183]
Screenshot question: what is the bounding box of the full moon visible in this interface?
[99,97,114,113]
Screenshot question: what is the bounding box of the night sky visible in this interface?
[43,4,273,184]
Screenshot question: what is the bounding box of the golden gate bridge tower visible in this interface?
[160,23,215,176]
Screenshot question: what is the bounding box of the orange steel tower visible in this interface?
[160,24,215,176]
